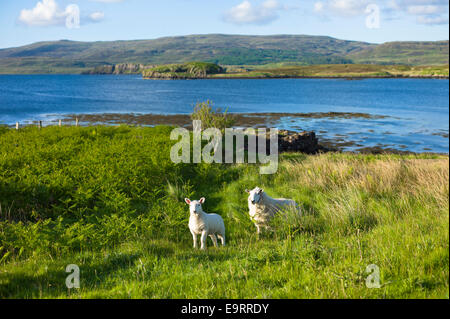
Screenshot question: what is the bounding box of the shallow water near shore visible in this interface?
[0,74,448,153]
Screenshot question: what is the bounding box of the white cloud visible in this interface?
[223,0,288,25]
[393,0,449,25]
[18,0,105,28]
[416,14,449,24]
[407,4,439,13]
[89,11,105,22]
[19,0,66,26]
[331,0,370,16]
[314,2,325,12]
[313,0,449,25]
[313,0,371,17]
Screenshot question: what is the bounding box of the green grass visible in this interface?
[141,63,449,79]
[0,126,448,298]
[213,64,449,78]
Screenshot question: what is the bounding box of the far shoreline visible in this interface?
[143,75,450,80]
[1,73,448,79]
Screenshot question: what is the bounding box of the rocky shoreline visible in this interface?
[38,112,445,155]
[58,112,387,128]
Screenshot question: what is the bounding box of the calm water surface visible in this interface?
[0,75,448,153]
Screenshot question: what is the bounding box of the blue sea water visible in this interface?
[0,75,448,153]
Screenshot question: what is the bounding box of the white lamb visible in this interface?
[185,197,226,250]
[246,187,301,234]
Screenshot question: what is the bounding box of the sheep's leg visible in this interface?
[255,224,261,235]
[217,234,226,247]
[209,234,218,247]
[191,232,198,249]
[200,231,208,250]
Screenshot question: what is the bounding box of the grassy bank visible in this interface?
[213,64,450,79]
[0,126,448,298]
[141,63,449,79]
[143,62,223,79]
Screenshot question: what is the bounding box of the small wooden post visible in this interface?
[58,119,62,127]
[38,121,42,129]
[16,122,19,130]
[75,117,79,127]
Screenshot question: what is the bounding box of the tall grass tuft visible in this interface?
[191,100,235,131]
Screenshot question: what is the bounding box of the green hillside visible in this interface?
[217,64,449,78]
[348,41,449,65]
[0,35,448,74]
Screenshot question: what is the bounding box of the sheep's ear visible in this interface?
[184,198,191,205]
[258,189,264,194]
[199,197,205,204]
[245,189,250,193]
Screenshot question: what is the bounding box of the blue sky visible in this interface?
[0,0,448,48]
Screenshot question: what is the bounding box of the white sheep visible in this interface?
[246,187,301,234]
[185,197,226,250]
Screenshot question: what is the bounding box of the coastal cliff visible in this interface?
[142,62,224,79]
[82,63,154,75]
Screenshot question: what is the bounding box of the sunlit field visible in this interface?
[0,126,448,298]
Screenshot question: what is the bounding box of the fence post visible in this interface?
[38,121,42,129]
[59,119,62,127]
[75,117,79,127]
[16,122,19,130]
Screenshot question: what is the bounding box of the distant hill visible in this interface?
[0,34,447,74]
[348,41,449,65]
